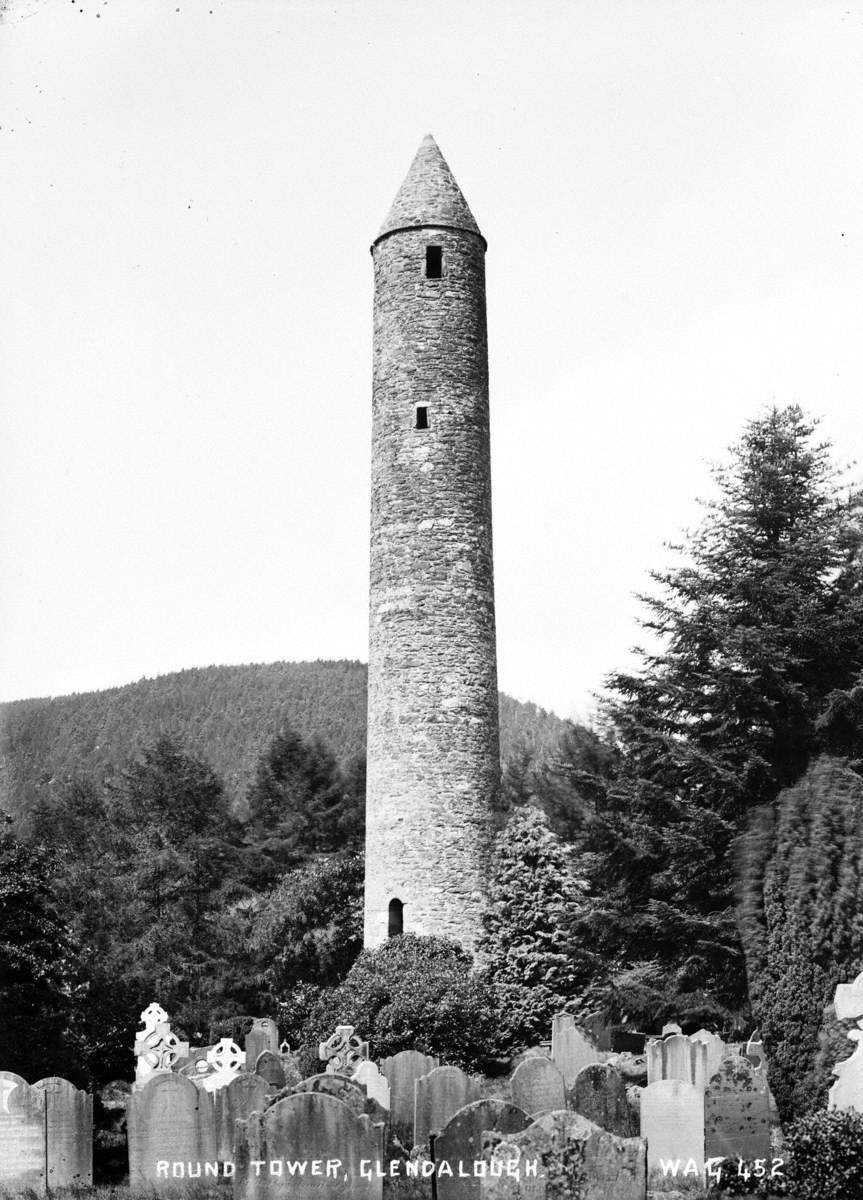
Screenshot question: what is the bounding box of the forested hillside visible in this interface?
[0,660,572,821]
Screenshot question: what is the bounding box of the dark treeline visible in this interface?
[0,662,570,822]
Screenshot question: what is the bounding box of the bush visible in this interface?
[784,1108,863,1200]
[296,934,500,1074]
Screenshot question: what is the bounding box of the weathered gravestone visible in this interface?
[433,1098,530,1200]
[202,1037,246,1093]
[661,1022,682,1038]
[235,1092,385,1200]
[414,1065,482,1149]
[582,1011,613,1052]
[705,1056,770,1163]
[0,1072,45,1191]
[646,1034,708,1090]
[128,1071,217,1187]
[291,1073,375,1119]
[510,1058,566,1116]
[353,1061,390,1111]
[550,1014,600,1088]
[35,1076,93,1187]
[690,1030,726,1083]
[640,1079,704,1175]
[246,1018,280,1065]
[256,1051,287,1090]
[479,1111,646,1200]
[571,1063,637,1138]
[215,1072,273,1162]
[319,1025,369,1076]
[379,1050,438,1130]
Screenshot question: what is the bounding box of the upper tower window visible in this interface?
[415,405,429,430]
[425,245,443,278]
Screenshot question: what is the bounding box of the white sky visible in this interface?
[2,0,862,722]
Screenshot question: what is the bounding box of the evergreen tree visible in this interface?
[0,815,79,1081]
[480,805,600,1045]
[738,758,863,1120]
[249,852,363,995]
[580,406,863,1023]
[244,726,364,885]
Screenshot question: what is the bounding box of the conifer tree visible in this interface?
[578,406,863,1025]
[480,805,599,1045]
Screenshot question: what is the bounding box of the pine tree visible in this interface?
[479,805,600,1046]
[739,758,863,1120]
[0,815,79,1081]
[580,406,863,1024]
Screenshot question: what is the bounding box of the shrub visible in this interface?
[784,1108,863,1200]
[296,934,500,1074]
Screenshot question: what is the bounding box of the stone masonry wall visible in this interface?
[364,223,500,953]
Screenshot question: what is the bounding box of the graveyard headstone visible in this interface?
[510,1058,566,1116]
[704,1055,770,1163]
[215,1072,273,1161]
[235,1092,385,1200]
[34,1076,93,1187]
[640,1079,704,1175]
[255,1050,287,1090]
[433,1098,530,1200]
[0,1072,45,1192]
[550,1013,600,1087]
[128,1071,217,1187]
[414,1065,482,1149]
[246,1018,280,1065]
[571,1063,637,1138]
[379,1050,438,1130]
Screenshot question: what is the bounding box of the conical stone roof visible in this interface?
[374,135,484,246]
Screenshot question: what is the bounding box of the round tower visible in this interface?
[364,135,500,953]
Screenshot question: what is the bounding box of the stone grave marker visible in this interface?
[433,1098,530,1200]
[510,1058,566,1116]
[255,1050,287,1090]
[215,1072,272,1161]
[414,1065,482,1148]
[550,1013,600,1087]
[480,1110,646,1200]
[202,1036,246,1093]
[353,1060,390,1110]
[0,1072,45,1191]
[705,1055,770,1163]
[34,1076,93,1187]
[582,1011,613,1052]
[379,1049,438,1129]
[691,1030,726,1083]
[661,1022,682,1038]
[235,1092,385,1200]
[128,1071,217,1187]
[640,1079,704,1175]
[319,1024,369,1075]
[646,1033,708,1089]
[291,1073,373,1119]
[246,1018,280,1064]
[571,1063,637,1137]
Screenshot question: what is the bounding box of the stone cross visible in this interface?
[133,1002,185,1082]
[201,1037,246,1093]
[319,1024,369,1075]
[830,971,863,1112]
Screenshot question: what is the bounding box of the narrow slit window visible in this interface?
[415,405,429,430]
[425,245,443,278]
[388,898,404,938]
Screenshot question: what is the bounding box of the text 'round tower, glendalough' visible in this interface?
[364,136,500,953]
